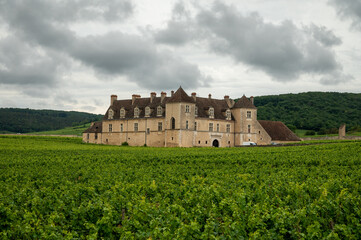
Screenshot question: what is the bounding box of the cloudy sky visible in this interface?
[0,0,360,114]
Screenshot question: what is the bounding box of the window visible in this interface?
[87,133,89,140]
[248,125,251,133]
[226,124,230,133]
[206,141,208,144]
[226,110,231,120]
[158,122,162,131]
[209,123,213,132]
[120,108,125,118]
[157,106,162,116]
[209,107,214,118]
[195,106,198,116]
[247,111,251,119]
[134,108,139,118]
[185,105,190,113]
[108,109,114,119]
[109,124,112,132]
[120,123,123,132]
[216,123,219,132]
[145,107,150,117]
[95,133,98,140]
[171,117,175,129]
[198,140,200,144]
[186,120,189,129]
[147,128,150,134]
[194,122,197,131]
[134,123,138,132]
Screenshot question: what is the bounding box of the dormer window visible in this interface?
[145,106,150,117]
[108,109,114,119]
[157,106,162,116]
[120,108,125,118]
[226,109,231,120]
[134,107,139,118]
[195,106,198,116]
[209,107,214,119]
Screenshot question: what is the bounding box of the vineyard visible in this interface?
[1,136,361,239]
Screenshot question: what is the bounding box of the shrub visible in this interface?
[317,128,327,135]
[121,142,129,146]
[305,130,316,136]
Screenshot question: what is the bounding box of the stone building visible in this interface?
[83,87,300,147]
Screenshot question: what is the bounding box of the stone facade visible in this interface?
[83,87,299,147]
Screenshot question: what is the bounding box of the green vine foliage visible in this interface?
[1,136,361,239]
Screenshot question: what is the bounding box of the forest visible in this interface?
[0,108,102,133]
[254,92,361,133]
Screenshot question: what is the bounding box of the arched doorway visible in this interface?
[212,139,219,147]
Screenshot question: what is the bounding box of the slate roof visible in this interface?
[194,97,233,120]
[83,121,102,133]
[101,87,254,121]
[167,87,195,103]
[258,120,301,141]
[234,95,256,108]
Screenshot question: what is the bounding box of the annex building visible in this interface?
[83,87,300,147]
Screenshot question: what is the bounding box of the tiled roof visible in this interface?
[258,120,301,141]
[194,97,233,120]
[83,121,102,133]
[103,88,256,120]
[167,87,195,103]
[234,95,256,108]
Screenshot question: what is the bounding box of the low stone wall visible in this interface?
[301,136,361,141]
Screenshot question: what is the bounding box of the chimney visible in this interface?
[171,90,174,96]
[110,94,117,106]
[132,94,141,105]
[208,94,212,99]
[161,91,167,102]
[224,95,231,107]
[191,92,196,101]
[250,96,254,105]
[150,92,156,103]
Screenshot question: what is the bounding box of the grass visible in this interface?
[295,129,361,138]
[27,123,91,136]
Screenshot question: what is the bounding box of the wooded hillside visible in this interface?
[0,108,102,133]
[254,92,361,131]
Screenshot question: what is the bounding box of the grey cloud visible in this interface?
[0,0,133,49]
[154,1,197,46]
[329,0,361,30]
[71,32,211,90]
[319,71,354,85]
[195,2,346,83]
[0,36,59,86]
[305,24,342,47]
[0,0,208,91]
[155,21,196,45]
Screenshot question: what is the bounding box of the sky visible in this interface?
[0,0,361,114]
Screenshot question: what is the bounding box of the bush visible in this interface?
[287,124,297,133]
[305,130,316,136]
[121,142,129,146]
[317,128,327,135]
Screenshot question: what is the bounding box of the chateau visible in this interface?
[83,87,300,147]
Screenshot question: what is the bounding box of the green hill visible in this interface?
[253,92,361,132]
[0,108,102,133]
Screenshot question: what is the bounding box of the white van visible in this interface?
[242,142,257,146]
